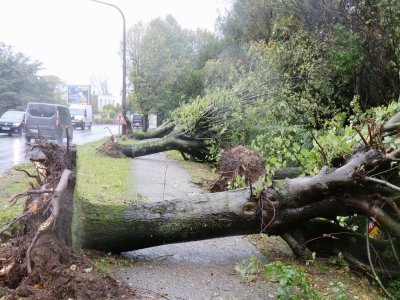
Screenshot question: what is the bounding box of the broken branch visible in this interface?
[26,169,71,273]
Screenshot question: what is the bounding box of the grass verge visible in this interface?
[75,138,137,205]
[0,163,36,225]
[72,137,137,248]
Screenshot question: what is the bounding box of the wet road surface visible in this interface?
[0,124,119,174]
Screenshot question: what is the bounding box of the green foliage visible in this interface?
[264,261,321,299]
[101,104,121,117]
[235,256,261,282]
[328,25,363,83]
[227,175,247,190]
[252,99,400,178]
[217,0,273,44]
[387,280,400,299]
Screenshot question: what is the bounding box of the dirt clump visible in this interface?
[97,136,126,158]
[1,234,138,299]
[206,145,266,192]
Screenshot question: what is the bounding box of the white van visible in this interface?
[69,104,93,130]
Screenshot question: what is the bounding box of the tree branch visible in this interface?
[9,189,54,206]
[364,176,400,193]
[26,169,71,273]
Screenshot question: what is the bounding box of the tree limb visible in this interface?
[26,169,71,273]
[9,189,54,206]
[364,176,400,193]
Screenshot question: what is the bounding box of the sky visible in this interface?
[0,0,228,97]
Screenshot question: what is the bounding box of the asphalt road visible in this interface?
[0,124,120,174]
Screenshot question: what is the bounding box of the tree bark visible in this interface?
[75,189,259,253]
[123,127,209,160]
[133,121,175,140]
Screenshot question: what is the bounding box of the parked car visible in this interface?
[130,113,143,129]
[0,110,25,136]
[69,104,93,130]
[24,102,73,143]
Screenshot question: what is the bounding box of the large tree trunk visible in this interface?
[133,120,175,140]
[75,189,259,253]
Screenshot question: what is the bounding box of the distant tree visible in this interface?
[102,103,121,118]
[127,16,214,128]
[126,21,146,116]
[217,0,274,44]
[41,75,67,105]
[0,43,53,113]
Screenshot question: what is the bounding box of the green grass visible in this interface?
[75,138,136,205]
[0,163,36,224]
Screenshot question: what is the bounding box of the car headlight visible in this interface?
[13,123,20,126]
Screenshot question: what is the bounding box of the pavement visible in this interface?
[113,152,276,299]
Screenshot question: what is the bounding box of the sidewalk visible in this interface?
[114,152,275,299]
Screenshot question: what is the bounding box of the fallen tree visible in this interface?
[3,109,400,297]
[80,144,400,271]
[93,109,400,287]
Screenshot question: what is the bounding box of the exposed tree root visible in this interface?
[0,139,139,299]
[97,136,125,158]
[206,145,265,192]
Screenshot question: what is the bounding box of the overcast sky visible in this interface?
[0,0,227,97]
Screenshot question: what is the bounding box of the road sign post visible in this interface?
[113,111,127,135]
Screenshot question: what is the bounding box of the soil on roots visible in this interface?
[0,233,138,299]
[206,145,266,192]
[97,136,125,158]
[0,139,139,299]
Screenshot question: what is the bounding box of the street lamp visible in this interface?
[90,0,127,134]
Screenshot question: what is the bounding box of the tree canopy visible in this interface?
[0,43,65,114]
[126,0,400,129]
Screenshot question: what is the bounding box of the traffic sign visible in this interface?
[113,111,127,125]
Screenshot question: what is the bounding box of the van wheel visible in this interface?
[25,136,31,143]
[81,124,85,130]
[7,132,12,137]
[88,123,92,130]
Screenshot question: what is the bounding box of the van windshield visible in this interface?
[28,104,56,117]
[70,108,85,115]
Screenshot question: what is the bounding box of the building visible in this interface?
[95,94,122,112]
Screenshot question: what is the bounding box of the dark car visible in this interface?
[130,113,143,129]
[24,102,73,143]
[0,110,25,136]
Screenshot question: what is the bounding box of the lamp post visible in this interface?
[91,0,127,134]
